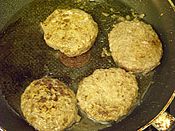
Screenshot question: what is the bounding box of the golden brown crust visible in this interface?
[21,77,80,131]
[108,20,163,74]
[76,68,138,123]
[41,9,98,57]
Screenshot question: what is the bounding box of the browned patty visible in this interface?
[76,68,138,123]
[108,20,163,73]
[21,77,80,131]
[41,9,98,57]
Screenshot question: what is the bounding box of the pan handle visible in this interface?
[151,112,175,131]
[138,92,175,131]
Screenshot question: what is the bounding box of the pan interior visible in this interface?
[0,0,154,130]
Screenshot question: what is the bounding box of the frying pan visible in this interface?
[0,0,175,131]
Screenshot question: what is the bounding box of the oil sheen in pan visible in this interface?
[0,0,154,130]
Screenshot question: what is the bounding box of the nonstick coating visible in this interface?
[0,0,175,131]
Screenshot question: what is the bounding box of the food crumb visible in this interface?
[111,14,117,19]
[101,47,111,57]
[160,13,164,16]
[102,12,109,17]
[131,11,137,18]
[117,16,125,22]
[125,15,131,20]
[110,8,114,12]
[131,9,145,19]
[139,14,145,19]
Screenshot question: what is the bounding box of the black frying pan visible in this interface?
[0,0,175,131]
